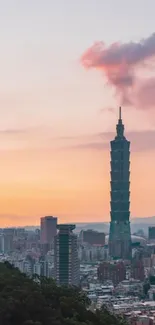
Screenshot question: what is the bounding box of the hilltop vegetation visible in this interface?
[0,262,126,325]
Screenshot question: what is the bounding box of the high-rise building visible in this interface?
[0,233,14,253]
[79,229,105,246]
[54,224,80,286]
[109,107,131,259]
[149,227,155,242]
[40,216,57,248]
[97,261,126,285]
[131,259,145,281]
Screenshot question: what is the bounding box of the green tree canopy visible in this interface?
[0,262,127,325]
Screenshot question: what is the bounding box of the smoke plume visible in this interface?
[81,33,155,108]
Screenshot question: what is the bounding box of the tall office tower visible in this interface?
[0,233,14,253]
[109,107,131,260]
[149,227,155,243]
[40,216,57,248]
[54,224,80,286]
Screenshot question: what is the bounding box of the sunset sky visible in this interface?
[0,0,155,226]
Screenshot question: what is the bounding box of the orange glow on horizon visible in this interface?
[0,145,154,227]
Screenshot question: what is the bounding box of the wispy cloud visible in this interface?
[62,130,155,152]
[99,107,115,114]
[0,128,29,135]
[69,142,108,151]
[0,125,155,153]
[0,125,47,136]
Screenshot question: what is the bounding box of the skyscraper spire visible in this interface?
[119,106,122,120]
[116,106,124,138]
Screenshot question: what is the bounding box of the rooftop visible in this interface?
[57,224,75,231]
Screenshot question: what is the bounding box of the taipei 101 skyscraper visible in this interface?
[109,107,131,260]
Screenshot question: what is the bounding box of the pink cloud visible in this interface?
[81,33,155,108]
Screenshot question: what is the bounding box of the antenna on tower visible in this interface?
[119,106,122,120]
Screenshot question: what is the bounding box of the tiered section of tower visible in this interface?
[109,107,131,260]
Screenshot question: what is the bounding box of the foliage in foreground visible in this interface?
[0,262,126,325]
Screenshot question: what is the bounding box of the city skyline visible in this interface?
[0,1,155,225]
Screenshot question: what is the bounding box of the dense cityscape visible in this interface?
[0,108,155,325]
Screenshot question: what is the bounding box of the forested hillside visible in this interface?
[0,262,126,325]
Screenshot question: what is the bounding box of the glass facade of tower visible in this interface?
[59,233,69,285]
[54,224,80,286]
[109,107,131,260]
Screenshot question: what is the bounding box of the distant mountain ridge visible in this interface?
[1,216,155,236]
[131,216,155,224]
